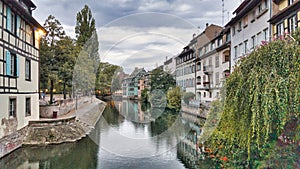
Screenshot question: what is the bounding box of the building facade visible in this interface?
[195,27,231,103]
[122,67,146,99]
[163,56,176,76]
[227,0,272,70]
[269,0,300,37]
[0,0,44,137]
[175,46,196,93]
[0,0,45,157]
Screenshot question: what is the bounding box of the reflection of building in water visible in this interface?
[177,116,204,169]
[115,100,151,123]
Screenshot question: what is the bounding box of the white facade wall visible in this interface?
[0,1,42,139]
[230,0,271,71]
[176,59,195,94]
[163,56,176,75]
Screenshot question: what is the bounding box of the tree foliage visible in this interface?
[166,86,181,111]
[75,5,96,46]
[95,62,121,95]
[204,30,300,168]
[150,66,176,92]
[183,92,195,105]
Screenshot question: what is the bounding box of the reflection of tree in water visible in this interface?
[150,108,180,136]
[101,101,124,127]
[0,138,98,169]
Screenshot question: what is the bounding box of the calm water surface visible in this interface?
[0,100,210,169]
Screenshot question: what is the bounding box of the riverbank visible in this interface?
[0,98,106,158]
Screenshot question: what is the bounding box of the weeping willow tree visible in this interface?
[204,29,299,168]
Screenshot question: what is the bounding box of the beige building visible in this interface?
[0,0,44,140]
[269,0,300,37]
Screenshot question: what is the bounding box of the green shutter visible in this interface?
[16,54,19,77]
[6,51,11,76]
[16,15,21,37]
[6,6,11,32]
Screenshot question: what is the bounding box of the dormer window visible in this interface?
[288,0,295,5]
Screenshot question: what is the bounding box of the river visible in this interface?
[0,100,212,169]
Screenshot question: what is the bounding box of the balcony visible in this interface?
[203,65,213,75]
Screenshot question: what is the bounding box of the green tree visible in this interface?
[204,29,300,168]
[75,5,96,46]
[150,66,175,92]
[166,86,181,110]
[56,36,79,99]
[183,92,195,105]
[40,15,65,104]
[75,5,99,74]
[95,62,121,96]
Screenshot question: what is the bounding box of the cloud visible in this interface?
[32,0,243,74]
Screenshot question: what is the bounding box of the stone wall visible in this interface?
[39,97,91,118]
[0,98,106,158]
[0,126,27,158]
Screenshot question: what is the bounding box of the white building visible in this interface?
[175,46,196,94]
[163,56,176,76]
[226,0,272,71]
[196,26,230,103]
[0,0,45,139]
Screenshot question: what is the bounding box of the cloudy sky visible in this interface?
[32,0,242,73]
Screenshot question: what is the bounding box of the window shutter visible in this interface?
[16,54,19,77]
[6,6,11,32]
[6,51,11,76]
[16,15,21,37]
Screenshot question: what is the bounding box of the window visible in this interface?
[251,10,256,22]
[276,22,284,36]
[288,0,295,5]
[197,62,201,71]
[234,46,238,58]
[11,12,15,34]
[244,40,248,54]
[226,32,231,42]
[238,21,242,31]
[258,4,262,13]
[211,41,215,50]
[199,48,203,57]
[239,43,243,56]
[251,36,256,49]
[288,15,297,34]
[218,38,222,46]
[203,92,206,98]
[232,26,236,36]
[263,28,268,41]
[243,15,248,27]
[257,32,262,45]
[9,98,16,118]
[209,92,212,98]
[204,45,209,53]
[25,59,31,80]
[6,51,19,77]
[26,98,31,116]
[215,55,219,68]
[215,72,220,85]
[225,55,230,62]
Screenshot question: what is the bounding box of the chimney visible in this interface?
[193,33,196,38]
[206,23,209,28]
[166,56,168,61]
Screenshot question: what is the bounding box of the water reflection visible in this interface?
[0,100,211,169]
[0,137,98,169]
